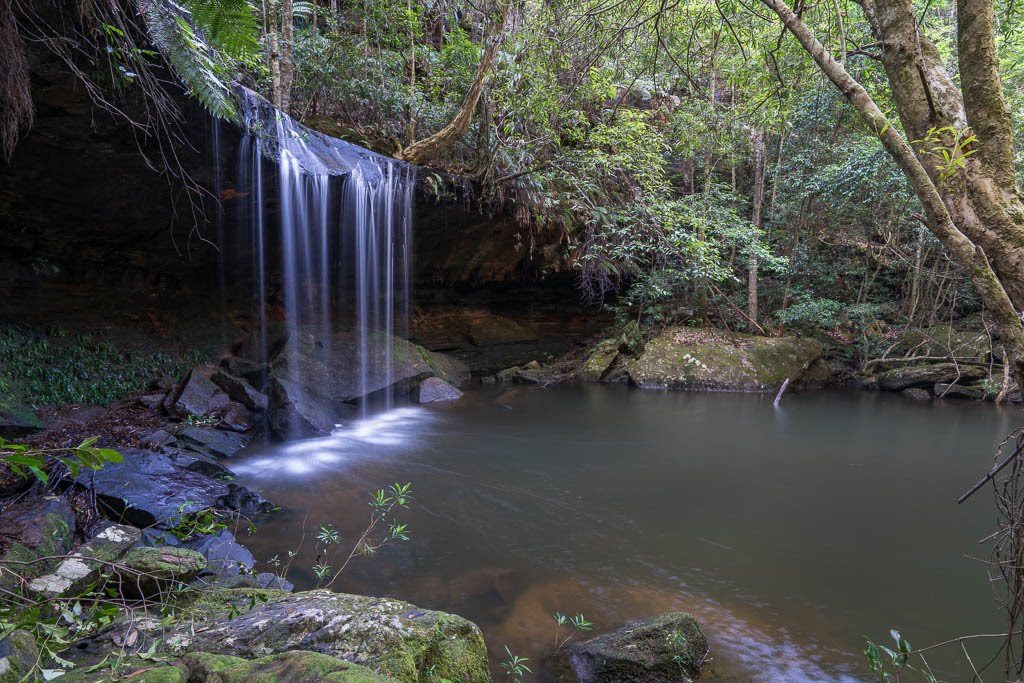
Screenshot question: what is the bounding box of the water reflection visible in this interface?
[233,385,1017,680]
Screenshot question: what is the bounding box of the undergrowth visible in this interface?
[0,326,209,407]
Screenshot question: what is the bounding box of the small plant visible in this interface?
[500,645,531,682]
[913,125,977,184]
[553,611,592,649]
[267,482,415,588]
[166,503,231,541]
[0,437,122,484]
[864,629,943,682]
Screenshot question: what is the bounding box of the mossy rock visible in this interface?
[0,395,42,437]
[81,588,488,683]
[0,630,39,683]
[578,340,620,382]
[626,326,823,392]
[570,612,709,683]
[180,650,399,682]
[875,363,988,391]
[421,348,471,388]
[0,495,75,594]
[119,547,207,597]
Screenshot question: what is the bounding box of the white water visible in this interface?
[231,89,414,423]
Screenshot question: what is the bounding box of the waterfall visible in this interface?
[229,88,415,421]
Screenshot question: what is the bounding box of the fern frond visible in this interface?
[182,0,260,58]
[141,0,239,121]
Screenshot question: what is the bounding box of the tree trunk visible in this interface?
[758,0,1024,389]
[279,0,294,113]
[748,127,765,324]
[859,0,1024,309]
[396,0,511,164]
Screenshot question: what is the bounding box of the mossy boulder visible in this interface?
[119,547,207,597]
[570,612,709,683]
[422,349,471,388]
[180,650,399,682]
[88,588,488,683]
[626,327,823,392]
[0,395,41,437]
[27,523,140,598]
[889,324,992,362]
[0,630,38,683]
[0,493,75,593]
[578,340,620,382]
[875,363,988,391]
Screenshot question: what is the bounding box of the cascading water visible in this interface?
[226,88,415,432]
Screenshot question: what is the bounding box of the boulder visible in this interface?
[179,650,398,682]
[119,547,206,597]
[77,448,272,528]
[417,377,463,404]
[265,327,433,437]
[935,382,989,400]
[890,324,992,362]
[174,425,249,459]
[183,529,256,579]
[268,377,356,438]
[902,387,932,401]
[570,612,709,683]
[28,523,140,598]
[495,360,545,384]
[0,396,41,437]
[578,340,620,382]
[212,371,269,412]
[0,493,75,593]
[0,630,38,683]
[167,366,232,420]
[626,327,823,392]
[422,350,471,387]
[154,589,490,682]
[875,363,988,391]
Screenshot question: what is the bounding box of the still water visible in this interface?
[232,385,1019,681]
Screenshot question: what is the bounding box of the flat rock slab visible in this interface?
[626,327,823,392]
[76,448,272,528]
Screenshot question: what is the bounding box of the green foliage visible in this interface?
[0,326,207,407]
[0,437,122,484]
[500,645,531,682]
[864,629,943,682]
[142,0,260,121]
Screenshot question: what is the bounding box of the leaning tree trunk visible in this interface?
[396,0,511,164]
[758,0,1024,391]
[859,0,1024,310]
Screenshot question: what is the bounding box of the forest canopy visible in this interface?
[4,0,1024,378]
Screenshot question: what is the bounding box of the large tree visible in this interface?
[757,0,1024,387]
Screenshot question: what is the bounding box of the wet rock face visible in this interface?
[626,327,823,392]
[76,448,273,528]
[570,612,709,683]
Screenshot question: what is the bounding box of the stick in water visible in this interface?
[773,378,791,407]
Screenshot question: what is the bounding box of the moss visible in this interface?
[180,651,397,682]
[578,340,619,382]
[627,326,822,392]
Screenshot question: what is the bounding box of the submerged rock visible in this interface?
[417,377,463,403]
[902,387,932,401]
[570,612,709,683]
[627,327,823,392]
